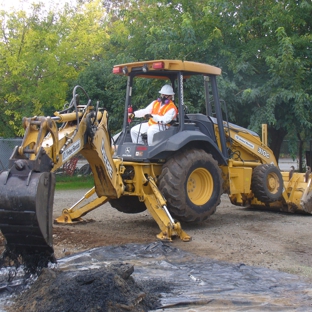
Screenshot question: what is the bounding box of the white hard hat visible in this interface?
[159,84,175,95]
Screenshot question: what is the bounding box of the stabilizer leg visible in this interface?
[54,187,109,223]
[144,177,191,242]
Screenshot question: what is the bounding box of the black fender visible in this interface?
[149,130,228,165]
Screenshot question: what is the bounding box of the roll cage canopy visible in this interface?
[112,59,222,79]
[112,59,228,161]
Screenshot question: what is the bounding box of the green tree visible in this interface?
[69,57,128,133]
[100,0,221,115]
[3,0,311,168]
[200,0,312,166]
[0,0,109,137]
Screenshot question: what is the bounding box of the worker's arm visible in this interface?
[133,101,154,118]
[152,108,176,124]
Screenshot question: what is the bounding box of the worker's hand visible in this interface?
[144,114,153,120]
[128,113,135,120]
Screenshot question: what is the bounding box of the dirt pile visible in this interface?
[6,263,161,312]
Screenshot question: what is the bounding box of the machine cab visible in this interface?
[112,60,228,165]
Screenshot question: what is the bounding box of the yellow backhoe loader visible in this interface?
[0,60,311,264]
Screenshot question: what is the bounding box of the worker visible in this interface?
[305,166,311,182]
[129,84,178,145]
[289,166,295,180]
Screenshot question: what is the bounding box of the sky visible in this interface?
[0,0,77,13]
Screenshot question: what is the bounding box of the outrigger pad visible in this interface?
[0,169,56,267]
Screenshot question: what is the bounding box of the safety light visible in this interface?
[122,66,128,74]
[152,62,164,69]
[112,66,122,74]
[136,146,147,151]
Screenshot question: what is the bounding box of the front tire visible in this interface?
[158,149,222,222]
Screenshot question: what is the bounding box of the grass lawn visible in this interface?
[55,174,94,190]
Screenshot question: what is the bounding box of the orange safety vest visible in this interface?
[148,100,178,126]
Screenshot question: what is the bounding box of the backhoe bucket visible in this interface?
[0,168,55,262]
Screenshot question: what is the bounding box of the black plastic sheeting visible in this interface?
[1,241,312,311]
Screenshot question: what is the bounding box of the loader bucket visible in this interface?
[280,171,312,213]
[0,167,55,265]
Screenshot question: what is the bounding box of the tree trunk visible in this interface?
[297,132,304,173]
[268,127,287,164]
[298,140,304,172]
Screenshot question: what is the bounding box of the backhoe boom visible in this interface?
[0,86,190,266]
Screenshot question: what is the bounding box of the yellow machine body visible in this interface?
[0,61,311,264]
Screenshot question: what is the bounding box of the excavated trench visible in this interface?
[1,242,312,312]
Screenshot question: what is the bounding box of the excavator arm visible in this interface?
[0,86,190,267]
[0,87,103,262]
[0,86,123,262]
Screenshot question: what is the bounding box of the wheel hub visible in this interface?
[267,173,279,194]
[187,167,213,205]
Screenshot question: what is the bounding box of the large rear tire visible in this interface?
[109,196,146,214]
[251,164,283,203]
[158,149,222,222]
